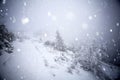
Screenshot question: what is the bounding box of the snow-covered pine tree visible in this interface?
[0,25,14,56]
[54,31,66,51]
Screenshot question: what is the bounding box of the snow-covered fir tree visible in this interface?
[54,31,66,51]
[0,25,14,56]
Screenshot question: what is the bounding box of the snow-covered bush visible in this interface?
[44,40,55,47]
[44,31,66,52]
[68,40,106,69]
[0,25,14,56]
[66,40,113,80]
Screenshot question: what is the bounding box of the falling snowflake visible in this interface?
[17,65,20,69]
[75,37,79,41]
[21,17,29,24]
[114,58,116,62]
[48,11,51,16]
[114,43,116,47]
[24,2,27,6]
[2,0,6,4]
[6,8,8,11]
[17,48,21,52]
[5,13,8,16]
[110,29,112,32]
[103,67,106,71]
[10,16,16,23]
[3,78,6,80]
[96,32,99,36]
[20,76,24,80]
[44,33,48,37]
[86,33,90,37]
[116,22,119,26]
[88,16,93,20]
[94,14,97,18]
[0,9,3,12]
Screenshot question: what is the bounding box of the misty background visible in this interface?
[0,0,120,80]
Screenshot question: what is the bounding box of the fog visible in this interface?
[5,0,116,43]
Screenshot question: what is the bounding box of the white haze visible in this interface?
[7,0,106,44]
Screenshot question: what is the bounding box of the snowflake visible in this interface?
[0,10,3,12]
[48,11,51,16]
[103,67,106,71]
[110,29,112,32]
[44,33,48,37]
[75,37,78,41]
[116,22,119,26]
[24,2,27,6]
[96,32,99,36]
[2,0,6,4]
[88,16,93,20]
[21,17,29,24]
[17,48,21,52]
[94,14,97,18]
[112,39,115,43]
[3,78,6,80]
[20,76,24,80]
[5,13,8,16]
[114,58,116,62]
[86,33,90,37]
[10,16,16,23]
[114,43,116,47]
[118,53,120,56]
[6,9,8,11]
[17,65,20,69]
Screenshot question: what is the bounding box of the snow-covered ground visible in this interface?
[0,36,98,80]
[1,33,120,80]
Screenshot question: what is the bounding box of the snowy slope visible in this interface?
[0,37,98,80]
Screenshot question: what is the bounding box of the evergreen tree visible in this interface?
[0,25,14,56]
[54,31,66,51]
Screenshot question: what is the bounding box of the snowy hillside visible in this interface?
[0,35,98,80]
[0,32,120,80]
